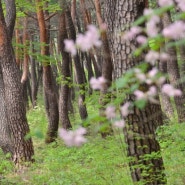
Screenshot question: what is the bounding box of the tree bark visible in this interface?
[65,6,88,120]
[104,0,166,183]
[35,0,59,143]
[162,12,185,122]
[58,3,72,129]
[0,1,34,163]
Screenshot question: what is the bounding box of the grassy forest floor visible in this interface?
[0,94,185,185]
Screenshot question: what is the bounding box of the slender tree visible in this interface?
[35,0,59,143]
[58,0,72,129]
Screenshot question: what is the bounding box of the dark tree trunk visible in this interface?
[0,66,13,155]
[58,3,72,129]
[30,38,38,108]
[104,0,166,183]
[0,2,34,163]
[162,12,185,122]
[65,7,88,120]
[35,0,59,143]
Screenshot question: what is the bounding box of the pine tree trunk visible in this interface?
[65,6,88,120]
[36,0,59,143]
[0,2,34,163]
[58,4,72,129]
[162,12,185,122]
[104,0,166,183]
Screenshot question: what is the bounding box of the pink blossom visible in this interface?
[175,0,185,11]
[158,0,174,7]
[145,68,159,85]
[146,15,160,37]
[148,67,158,78]
[134,86,158,103]
[134,90,146,100]
[157,76,166,86]
[143,8,154,16]
[76,34,89,51]
[76,25,102,51]
[105,106,116,119]
[113,120,125,128]
[64,39,77,56]
[90,76,107,91]
[122,26,142,40]
[160,52,170,62]
[162,84,182,97]
[86,25,102,47]
[162,21,185,39]
[147,86,158,103]
[134,68,146,82]
[136,35,147,44]
[59,127,87,147]
[145,50,160,65]
[120,102,131,117]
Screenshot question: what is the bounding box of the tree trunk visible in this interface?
[35,0,59,143]
[0,1,34,163]
[58,3,72,129]
[65,6,88,120]
[0,66,13,155]
[162,12,185,122]
[104,0,166,183]
[30,37,38,108]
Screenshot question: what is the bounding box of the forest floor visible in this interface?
[0,95,185,185]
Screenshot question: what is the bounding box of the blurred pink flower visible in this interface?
[120,102,131,117]
[145,50,160,65]
[147,86,158,103]
[136,35,147,44]
[134,90,146,100]
[158,0,174,7]
[64,39,77,56]
[90,76,107,91]
[148,67,158,78]
[160,52,170,62]
[105,106,116,119]
[134,68,146,82]
[146,15,160,37]
[122,26,142,40]
[59,127,87,147]
[162,21,185,39]
[134,86,158,103]
[175,0,185,11]
[113,120,125,128]
[162,84,182,97]
[143,8,154,16]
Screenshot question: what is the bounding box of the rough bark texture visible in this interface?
[104,0,166,183]
[162,12,185,122]
[4,0,16,39]
[0,65,13,154]
[0,2,34,163]
[159,57,174,119]
[58,6,72,129]
[36,0,59,143]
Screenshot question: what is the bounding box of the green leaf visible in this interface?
[135,99,147,109]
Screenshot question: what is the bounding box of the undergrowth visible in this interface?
[0,94,185,185]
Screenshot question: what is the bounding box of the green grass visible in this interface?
[0,95,185,185]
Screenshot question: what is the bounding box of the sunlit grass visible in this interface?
[0,93,185,184]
